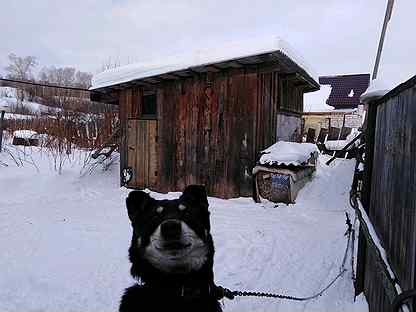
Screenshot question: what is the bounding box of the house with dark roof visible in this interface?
[90,37,319,198]
[302,74,370,143]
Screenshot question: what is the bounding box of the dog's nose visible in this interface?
[161,220,182,240]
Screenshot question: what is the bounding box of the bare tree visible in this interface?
[39,66,76,86]
[39,66,92,88]
[100,56,121,72]
[75,71,93,88]
[5,53,37,80]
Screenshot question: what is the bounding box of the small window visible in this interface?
[141,94,157,118]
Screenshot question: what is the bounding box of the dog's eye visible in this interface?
[178,204,187,211]
[156,206,164,214]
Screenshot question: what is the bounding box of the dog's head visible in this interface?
[126,185,214,279]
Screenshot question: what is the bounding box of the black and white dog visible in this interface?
[120,185,223,312]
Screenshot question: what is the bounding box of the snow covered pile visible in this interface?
[360,78,391,104]
[13,130,38,139]
[259,141,319,166]
[325,130,360,151]
[91,36,318,90]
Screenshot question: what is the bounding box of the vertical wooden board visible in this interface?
[130,87,142,118]
[148,120,158,187]
[184,78,197,186]
[256,73,267,153]
[125,89,133,118]
[135,120,145,187]
[184,80,192,187]
[255,73,262,154]
[213,74,227,197]
[273,72,280,142]
[119,90,127,183]
[207,75,219,196]
[222,74,233,197]
[197,76,211,187]
[176,81,187,190]
[156,87,165,191]
[141,120,148,188]
[258,73,265,151]
[223,74,232,197]
[191,79,200,185]
[264,72,273,147]
[158,84,176,192]
[143,120,150,187]
[248,72,259,162]
[239,72,257,197]
[227,73,245,197]
[170,84,178,190]
[126,119,137,187]
[202,74,213,189]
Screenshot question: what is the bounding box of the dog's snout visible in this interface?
[161,220,182,240]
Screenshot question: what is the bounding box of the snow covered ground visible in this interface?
[0,87,59,115]
[0,146,368,312]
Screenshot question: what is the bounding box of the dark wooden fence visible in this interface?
[356,75,416,312]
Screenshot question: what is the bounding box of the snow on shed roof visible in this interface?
[259,141,318,167]
[13,130,38,139]
[91,37,318,90]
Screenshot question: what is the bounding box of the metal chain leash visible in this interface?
[217,213,353,302]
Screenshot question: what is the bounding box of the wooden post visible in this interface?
[354,97,378,298]
[372,0,395,80]
[361,102,378,211]
[0,110,5,152]
[355,229,367,296]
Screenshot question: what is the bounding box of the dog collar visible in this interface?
[140,282,218,300]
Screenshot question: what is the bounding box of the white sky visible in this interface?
[1,0,415,110]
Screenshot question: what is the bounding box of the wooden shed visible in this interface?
[91,38,319,198]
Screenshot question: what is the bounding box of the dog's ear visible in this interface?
[126,191,151,222]
[180,185,209,209]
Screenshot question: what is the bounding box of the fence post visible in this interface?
[0,110,5,152]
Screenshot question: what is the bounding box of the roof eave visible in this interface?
[90,51,319,100]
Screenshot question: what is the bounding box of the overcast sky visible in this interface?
[1,0,415,109]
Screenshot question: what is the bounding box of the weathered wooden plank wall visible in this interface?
[360,76,416,312]
[119,66,304,198]
[156,69,281,198]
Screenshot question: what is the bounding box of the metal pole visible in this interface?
[372,0,395,80]
[0,110,5,152]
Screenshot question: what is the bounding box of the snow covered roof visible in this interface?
[360,78,392,104]
[259,141,318,166]
[91,37,318,90]
[13,130,38,139]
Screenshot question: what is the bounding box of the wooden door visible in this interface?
[126,119,158,189]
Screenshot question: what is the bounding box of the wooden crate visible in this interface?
[253,165,315,204]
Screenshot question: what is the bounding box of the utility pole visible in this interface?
[372,0,395,80]
[0,111,5,152]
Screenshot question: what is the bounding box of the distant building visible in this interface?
[303,74,370,143]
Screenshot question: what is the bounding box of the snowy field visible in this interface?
[0,145,368,312]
